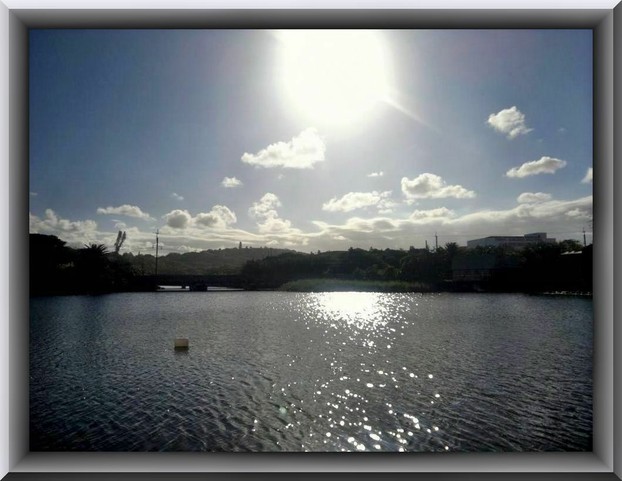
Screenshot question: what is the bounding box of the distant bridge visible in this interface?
[138,274,245,291]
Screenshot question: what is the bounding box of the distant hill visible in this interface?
[29,233,296,294]
[122,246,296,275]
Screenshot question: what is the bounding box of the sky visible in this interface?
[29,29,593,255]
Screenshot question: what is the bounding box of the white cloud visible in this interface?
[155,225,265,251]
[248,193,303,237]
[30,192,38,197]
[195,205,237,228]
[257,216,293,234]
[221,177,243,188]
[113,221,128,230]
[487,106,533,139]
[582,167,593,184]
[30,210,165,252]
[409,207,455,220]
[163,209,192,229]
[517,192,553,204]
[29,209,101,248]
[31,208,253,254]
[401,173,476,200]
[377,198,398,214]
[565,208,591,220]
[163,206,237,230]
[241,128,326,169]
[322,191,392,213]
[97,204,153,220]
[171,192,184,201]
[249,193,281,219]
[30,209,97,235]
[506,156,567,178]
[367,171,384,178]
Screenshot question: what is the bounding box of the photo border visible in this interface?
[2,6,619,481]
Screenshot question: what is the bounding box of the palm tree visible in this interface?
[76,243,112,293]
[83,243,108,254]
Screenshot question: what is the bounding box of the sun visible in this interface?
[276,30,392,127]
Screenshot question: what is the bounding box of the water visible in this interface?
[30,291,593,452]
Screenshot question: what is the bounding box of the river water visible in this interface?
[30,291,592,452]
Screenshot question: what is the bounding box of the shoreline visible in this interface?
[30,278,593,298]
[275,278,592,297]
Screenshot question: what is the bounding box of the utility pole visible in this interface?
[425,240,429,251]
[435,232,438,250]
[583,227,587,247]
[155,229,159,277]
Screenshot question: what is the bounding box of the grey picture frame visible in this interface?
[3,6,619,481]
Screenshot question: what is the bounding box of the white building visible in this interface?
[466,232,556,249]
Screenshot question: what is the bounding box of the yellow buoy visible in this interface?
[174,338,189,350]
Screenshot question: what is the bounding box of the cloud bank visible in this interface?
[311,195,592,251]
[30,191,592,255]
[517,192,553,204]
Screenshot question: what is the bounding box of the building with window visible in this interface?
[466,232,556,249]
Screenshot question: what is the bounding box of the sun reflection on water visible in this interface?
[303,291,408,332]
[275,292,450,452]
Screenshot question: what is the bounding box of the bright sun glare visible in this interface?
[313,292,388,330]
[277,30,392,127]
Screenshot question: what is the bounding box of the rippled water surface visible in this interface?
[30,292,592,452]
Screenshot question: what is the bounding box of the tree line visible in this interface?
[240,240,592,293]
[29,233,293,295]
[30,233,592,296]
[30,234,139,296]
